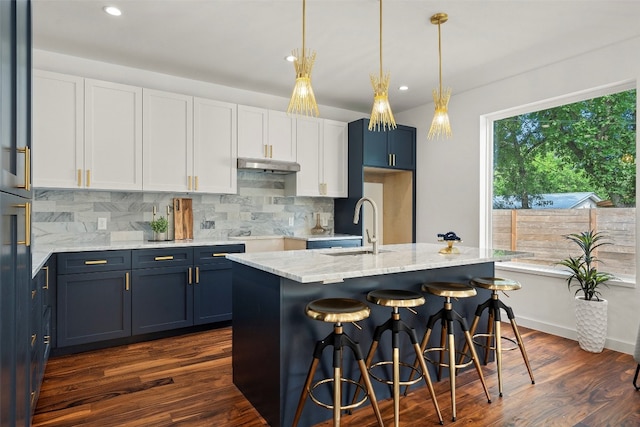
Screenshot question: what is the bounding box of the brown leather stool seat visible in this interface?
[292,298,384,427]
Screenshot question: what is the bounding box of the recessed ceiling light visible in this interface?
[285,55,296,62]
[399,85,409,91]
[103,6,122,16]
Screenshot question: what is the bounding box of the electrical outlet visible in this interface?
[288,216,294,227]
[98,217,107,230]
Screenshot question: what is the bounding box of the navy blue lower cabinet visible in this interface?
[192,244,244,325]
[131,265,194,334]
[57,270,132,347]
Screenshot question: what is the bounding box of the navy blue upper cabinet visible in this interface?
[353,119,416,170]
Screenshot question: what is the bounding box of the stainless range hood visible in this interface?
[237,158,300,174]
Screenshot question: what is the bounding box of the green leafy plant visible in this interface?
[558,230,615,301]
[150,216,169,233]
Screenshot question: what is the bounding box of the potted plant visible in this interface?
[558,230,615,353]
[150,216,169,241]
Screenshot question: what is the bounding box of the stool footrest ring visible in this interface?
[309,378,368,411]
[368,360,425,387]
[423,348,474,370]
[472,333,519,352]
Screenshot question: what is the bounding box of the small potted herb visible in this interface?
[150,216,169,241]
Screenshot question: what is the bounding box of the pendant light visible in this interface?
[428,12,452,140]
[368,0,396,131]
[287,0,319,117]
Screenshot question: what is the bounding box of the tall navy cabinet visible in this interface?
[335,119,416,243]
[0,1,33,426]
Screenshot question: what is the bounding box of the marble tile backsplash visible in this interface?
[32,171,334,246]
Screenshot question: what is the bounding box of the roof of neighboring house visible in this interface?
[494,192,602,209]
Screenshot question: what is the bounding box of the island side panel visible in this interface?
[232,262,282,427]
[279,262,495,427]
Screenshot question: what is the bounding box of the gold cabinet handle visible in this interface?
[269,145,273,158]
[125,272,130,291]
[77,169,82,187]
[44,335,50,345]
[213,253,228,257]
[31,334,37,347]
[188,175,192,191]
[86,169,91,187]
[15,203,30,246]
[195,176,199,191]
[188,267,192,285]
[154,255,174,261]
[31,290,37,300]
[85,259,107,265]
[42,266,49,290]
[16,146,30,191]
[195,266,199,284]
[388,153,392,166]
[263,144,268,158]
[393,153,396,166]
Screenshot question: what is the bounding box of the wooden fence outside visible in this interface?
[492,208,636,277]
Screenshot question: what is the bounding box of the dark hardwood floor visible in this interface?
[33,325,639,427]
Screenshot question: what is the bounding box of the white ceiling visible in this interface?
[32,0,640,114]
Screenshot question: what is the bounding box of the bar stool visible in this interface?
[292,298,385,427]
[461,277,535,397]
[352,289,443,426]
[408,282,491,422]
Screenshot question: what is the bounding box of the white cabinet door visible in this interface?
[321,120,348,198]
[237,105,267,159]
[193,98,237,194]
[143,89,193,192]
[292,117,322,196]
[267,110,296,162]
[85,79,142,191]
[32,70,84,188]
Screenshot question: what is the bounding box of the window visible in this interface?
[483,83,637,281]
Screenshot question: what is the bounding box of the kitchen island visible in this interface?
[228,243,528,427]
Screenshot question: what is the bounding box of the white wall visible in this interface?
[397,36,640,354]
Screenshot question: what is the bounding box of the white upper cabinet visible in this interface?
[85,79,143,190]
[193,98,237,194]
[33,71,143,190]
[321,119,348,197]
[237,105,296,162]
[267,110,296,162]
[32,70,84,188]
[286,118,347,197]
[142,89,193,192]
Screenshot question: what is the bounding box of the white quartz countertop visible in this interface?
[226,243,532,284]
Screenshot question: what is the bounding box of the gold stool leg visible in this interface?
[464,329,492,404]
[510,318,535,385]
[350,339,379,409]
[447,330,457,421]
[494,317,504,397]
[357,359,385,426]
[292,357,320,427]
[459,314,481,366]
[438,322,447,381]
[334,365,341,426]
[405,325,433,396]
[412,342,444,425]
[393,347,400,427]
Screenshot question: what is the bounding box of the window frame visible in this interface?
[479,79,639,286]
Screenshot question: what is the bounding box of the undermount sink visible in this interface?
[324,249,388,256]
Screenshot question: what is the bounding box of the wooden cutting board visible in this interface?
[173,198,193,240]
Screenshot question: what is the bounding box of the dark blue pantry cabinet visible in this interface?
[55,244,244,350]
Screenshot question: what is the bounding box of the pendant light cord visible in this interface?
[438,20,442,97]
[301,0,306,57]
[379,0,383,78]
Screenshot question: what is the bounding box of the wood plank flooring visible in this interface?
[33,325,639,427]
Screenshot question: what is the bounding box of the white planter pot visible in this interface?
[154,231,167,241]
[575,296,608,353]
